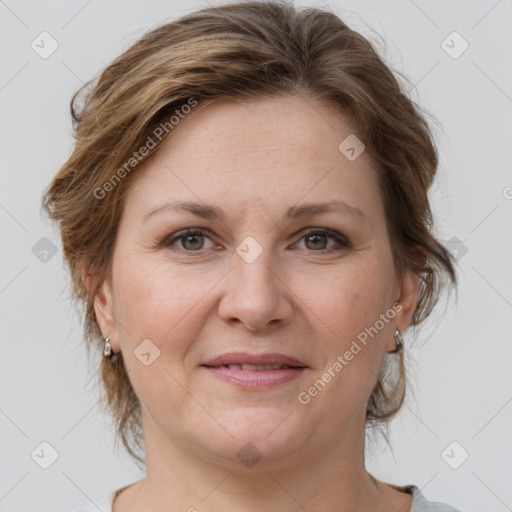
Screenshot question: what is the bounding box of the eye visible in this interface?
[294,229,351,253]
[162,228,350,255]
[164,230,216,252]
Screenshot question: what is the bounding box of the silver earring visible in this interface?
[393,329,404,353]
[103,337,119,362]
[103,337,112,357]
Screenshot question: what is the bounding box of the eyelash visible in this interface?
[161,228,351,255]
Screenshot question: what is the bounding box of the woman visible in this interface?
[43,1,461,510]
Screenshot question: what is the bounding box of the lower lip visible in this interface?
[203,366,307,389]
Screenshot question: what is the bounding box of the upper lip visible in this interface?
[202,352,307,367]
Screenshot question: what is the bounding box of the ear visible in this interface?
[386,267,421,353]
[93,278,121,352]
[80,257,121,353]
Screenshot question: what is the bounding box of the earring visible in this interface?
[103,337,112,357]
[103,337,119,362]
[393,329,404,354]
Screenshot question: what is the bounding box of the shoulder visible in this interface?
[66,489,116,512]
[407,485,462,512]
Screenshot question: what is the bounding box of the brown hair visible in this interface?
[42,0,457,466]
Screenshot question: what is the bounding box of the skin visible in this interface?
[91,95,420,512]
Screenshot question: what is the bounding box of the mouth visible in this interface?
[205,363,302,371]
[201,352,308,389]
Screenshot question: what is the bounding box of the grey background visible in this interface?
[1,0,511,511]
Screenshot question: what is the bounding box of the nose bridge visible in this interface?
[233,234,278,300]
[218,233,290,329]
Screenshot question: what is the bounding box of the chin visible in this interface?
[191,406,308,470]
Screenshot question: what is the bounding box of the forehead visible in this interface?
[122,95,384,226]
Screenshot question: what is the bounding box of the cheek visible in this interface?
[110,256,210,420]
[112,253,194,348]
[308,262,394,341]
[298,258,394,402]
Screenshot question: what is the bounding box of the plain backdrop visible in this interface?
[1,1,511,511]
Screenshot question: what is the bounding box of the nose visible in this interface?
[217,242,293,332]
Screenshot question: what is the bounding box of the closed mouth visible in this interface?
[201,352,307,369]
[204,363,304,371]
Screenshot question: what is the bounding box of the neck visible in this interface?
[121,411,401,512]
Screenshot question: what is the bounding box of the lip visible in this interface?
[201,352,308,390]
[202,352,307,367]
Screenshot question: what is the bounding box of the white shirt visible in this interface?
[69,484,462,511]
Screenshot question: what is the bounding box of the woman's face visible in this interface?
[94,95,419,469]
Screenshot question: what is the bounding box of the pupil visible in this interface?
[307,234,325,250]
[184,235,202,249]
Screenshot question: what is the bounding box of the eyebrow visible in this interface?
[143,199,367,224]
